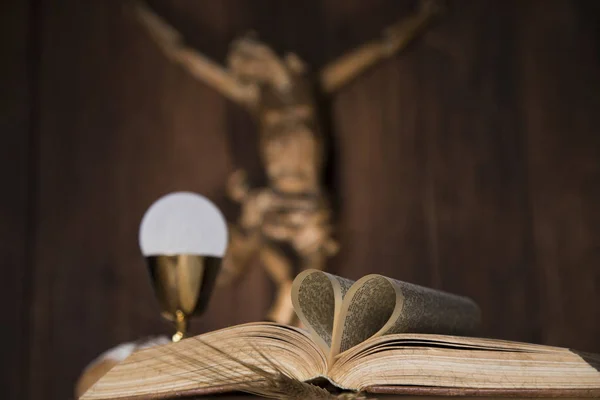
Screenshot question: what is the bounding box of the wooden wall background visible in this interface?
[2,0,599,399]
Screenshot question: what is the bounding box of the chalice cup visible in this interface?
[146,254,221,342]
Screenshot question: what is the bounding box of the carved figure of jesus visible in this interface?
[133,0,442,325]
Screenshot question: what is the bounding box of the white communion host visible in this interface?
[139,191,228,257]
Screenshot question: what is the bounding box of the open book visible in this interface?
[82,270,600,399]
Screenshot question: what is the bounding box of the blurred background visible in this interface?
[2,0,600,399]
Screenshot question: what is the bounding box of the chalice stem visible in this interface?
[173,310,188,342]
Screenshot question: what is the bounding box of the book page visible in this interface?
[329,333,600,392]
[81,322,326,400]
[291,270,354,355]
[382,278,480,336]
[330,275,480,358]
[330,275,397,357]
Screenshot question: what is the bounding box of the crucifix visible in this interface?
[132,0,443,326]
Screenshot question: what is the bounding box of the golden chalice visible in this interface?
[139,191,228,342]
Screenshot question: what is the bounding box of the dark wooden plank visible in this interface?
[416,0,540,344]
[518,0,600,352]
[0,0,34,399]
[324,0,436,285]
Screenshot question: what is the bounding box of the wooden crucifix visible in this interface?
[132,0,443,326]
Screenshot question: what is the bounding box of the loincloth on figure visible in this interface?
[258,194,337,257]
